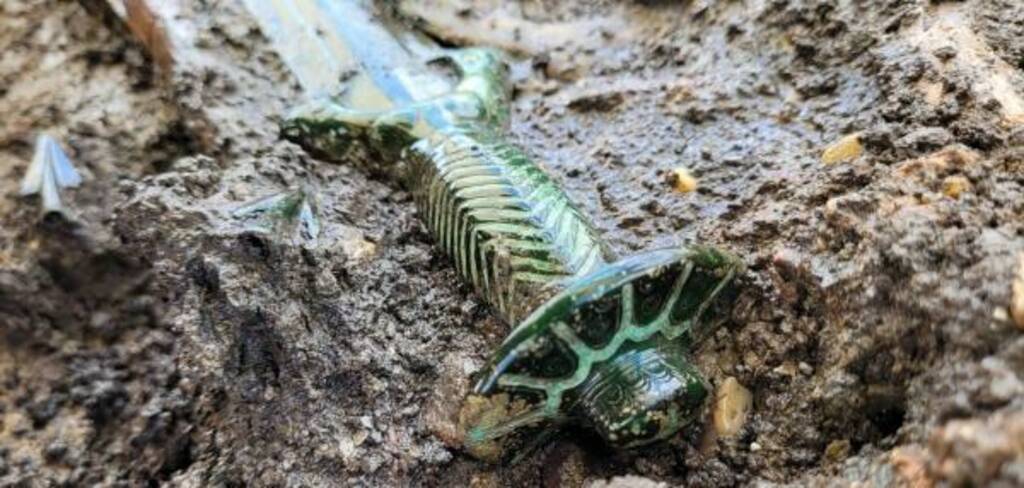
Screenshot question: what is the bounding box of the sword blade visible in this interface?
[241,0,449,107]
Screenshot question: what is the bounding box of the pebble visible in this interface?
[897,127,953,152]
[713,377,753,438]
[895,147,980,177]
[425,354,473,449]
[773,362,797,377]
[544,51,586,82]
[889,447,931,487]
[341,234,377,262]
[352,429,369,447]
[43,442,67,463]
[927,411,1024,485]
[1009,125,1024,146]
[933,45,957,61]
[666,167,698,193]
[942,175,971,199]
[1011,253,1024,330]
[823,439,851,463]
[588,475,669,488]
[821,133,863,165]
[314,267,341,296]
[470,472,499,487]
[981,357,1024,403]
[566,90,625,112]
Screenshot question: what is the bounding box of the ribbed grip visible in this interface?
[402,126,612,324]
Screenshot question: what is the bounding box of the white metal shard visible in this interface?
[20,134,82,215]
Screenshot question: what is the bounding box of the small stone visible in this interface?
[933,46,957,61]
[340,233,377,262]
[773,362,798,377]
[750,441,762,451]
[666,167,698,193]
[26,396,62,428]
[823,439,851,463]
[713,377,753,438]
[662,81,695,106]
[897,127,953,152]
[337,432,359,464]
[351,429,369,447]
[798,361,814,376]
[927,411,1024,486]
[314,268,341,297]
[919,80,944,106]
[1012,253,1024,330]
[1009,126,1024,146]
[895,146,980,178]
[457,393,513,462]
[425,354,474,449]
[821,133,863,165]
[981,357,1024,404]
[588,475,669,488]
[942,175,971,199]
[43,442,67,463]
[470,472,499,487]
[566,90,625,112]
[890,447,931,487]
[543,51,585,82]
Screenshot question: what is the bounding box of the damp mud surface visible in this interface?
[2,0,1024,486]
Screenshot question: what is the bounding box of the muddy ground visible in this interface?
[1,0,1023,486]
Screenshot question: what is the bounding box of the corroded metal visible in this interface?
[232,187,320,241]
[279,9,743,451]
[284,46,743,450]
[20,134,82,217]
[284,48,613,326]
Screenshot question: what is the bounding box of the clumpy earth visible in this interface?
[1,0,1022,486]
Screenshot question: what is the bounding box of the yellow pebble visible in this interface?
[713,377,753,438]
[821,133,863,165]
[942,175,971,199]
[824,439,852,463]
[668,167,698,193]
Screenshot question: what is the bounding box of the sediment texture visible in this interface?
[0,0,1022,486]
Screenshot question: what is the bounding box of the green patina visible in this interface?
[232,187,320,241]
[282,47,743,450]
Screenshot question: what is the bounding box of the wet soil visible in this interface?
[1,0,1023,486]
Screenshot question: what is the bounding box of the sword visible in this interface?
[243,0,743,460]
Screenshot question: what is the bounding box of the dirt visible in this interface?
[1,0,1022,486]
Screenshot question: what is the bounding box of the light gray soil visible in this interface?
[1,0,1022,486]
